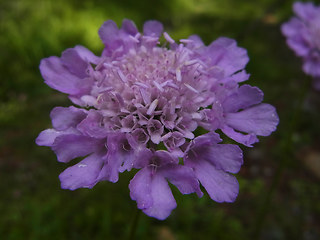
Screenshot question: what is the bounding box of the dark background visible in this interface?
[0,0,320,239]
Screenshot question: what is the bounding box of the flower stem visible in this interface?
[128,208,141,240]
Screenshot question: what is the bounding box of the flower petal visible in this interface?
[191,132,221,147]
[186,159,239,203]
[197,144,243,174]
[126,129,149,149]
[143,173,177,220]
[121,19,138,35]
[143,20,163,37]
[221,125,259,147]
[119,146,150,172]
[223,70,250,83]
[77,111,109,139]
[98,20,119,46]
[147,119,164,144]
[36,129,63,147]
[222,84,264,113]
[154,150,179,166]
[160,164,203,197]
[61,48,91,78]
[281,18,310,57]
[186,35,204,49]
[129,168,153,209]
[97,134,134,182]
[36,128,79,146]
[205,37,249,76]
[225,103,279,136]
[52,134,104,163]
[59,153,104,190]
[186,134,243,173]
[39,56,92,95]
[73,45,100,64]
[50,106,87,131]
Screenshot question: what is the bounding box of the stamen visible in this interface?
[184,59,199,66]
[191,112,202,120]
[176,68,182,82]
[147,99,158,115]
[129,35,140,43]
[153,81,164,92]
[163,32,175,44]
[142,36,159,43]
[117,69,127,83]
[184,83,199,93]
[135,82,149,89]
[206,65,223,72]
[193,96,205,103]
[111,46,124,58]
[98,86,113,94]
[178,50,189,63]
[134,32,141,39]
[140,88,151,105]
[128,48,137,55]
[96,72,107,87]
[180,39,194,44]
[95,58,107,70]
[115,93,124,106]
[197,59,208,67]
[80,95,96,106]
[120,108,130,114]
[160,80,170,87]
[176,117,183,125]
[167,82,179,90]
[140,45,147,53]
[93,71,102,81]
[101,109,117,117]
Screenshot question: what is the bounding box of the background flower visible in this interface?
[281,1,320,90]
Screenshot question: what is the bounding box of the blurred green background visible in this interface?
[1,0,320,239]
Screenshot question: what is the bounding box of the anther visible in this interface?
[184,83,199,93]
[176,69,182,82]
[180,39,194,44]
[164,32,175,44]
[147,99,159,115]
[117,70,127,83]
[153,81,164,92]
[129,35,140,43]
[184,59,199,66]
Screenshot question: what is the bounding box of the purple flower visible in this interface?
[36,19,279,219]
[281,2,320,90]
[129,150,202,220]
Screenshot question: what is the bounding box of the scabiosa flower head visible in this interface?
[36,19,279,220]
[281,2,320,90]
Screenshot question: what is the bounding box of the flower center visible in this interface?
[89,42,215,154]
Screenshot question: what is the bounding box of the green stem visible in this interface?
[128,208,141,240]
